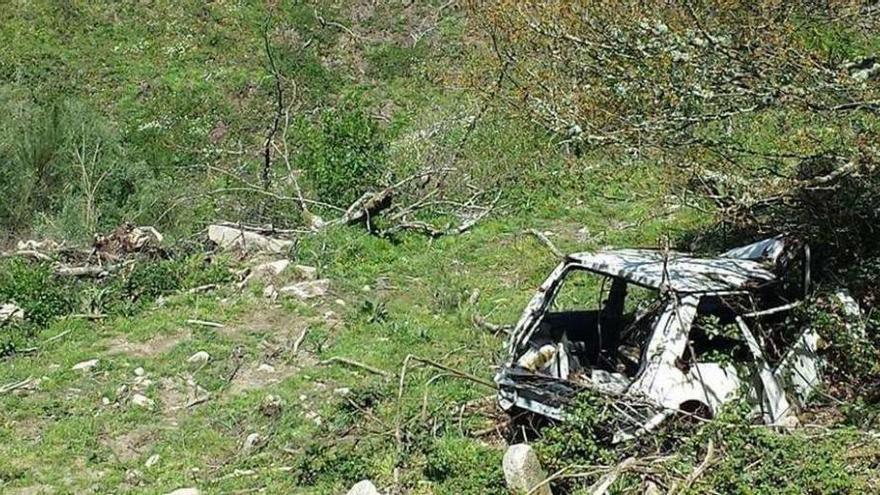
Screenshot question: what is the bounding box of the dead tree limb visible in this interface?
[525,228,565,258]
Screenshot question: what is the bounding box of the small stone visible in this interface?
[242,432,262,454]
[294,264,318,280]
[346,480,381,495]
[252,259,290,279]
[361,285,371,292]
[134,367,145,376]
[257,363,275,373]
[187,351,210,365]
[304,410,322,426]
[0,303,24,323]
[145,454,160,468]
[165,489,200,495]
[131,393,155,409]
[102,396,111,405]
[334,298,346,306]
[278,279,330,300]
[334,387,351,396]
[72,359,99,372]
[263,284,278,299]
[503,444,552,495]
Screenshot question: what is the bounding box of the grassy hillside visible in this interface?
[1,2,878,494]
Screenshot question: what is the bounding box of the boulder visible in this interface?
[346,480,381,495]
[278,279,330,300]
[208,225,292,253]
[503,444,552,495]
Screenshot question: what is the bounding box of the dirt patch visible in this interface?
[155,375,208,426]
[102,428,154,463]
[12,417,46,442]
[229,356,315,394]
[105,330,190,358]
[217,305,291,338]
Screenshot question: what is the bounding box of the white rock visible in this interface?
[187,351,210,364]
[346,480,381,495]
[334,387,351,396]
[278,279,329,300]
[242,432,261,454]
[293,264,318,280]
[102,396,111,405]
[262,284,278,299]
[165,489,200,495]
[208,225,293,253]
[503,444,552,495]
[0,303,24,323]
[134,367,145,376]
[251,260,290,280]
[131,393,155,409]
[145,454,160,468]
[258,363,276,373]
[72,359,99,372]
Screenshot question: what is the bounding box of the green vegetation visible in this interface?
[1,1,878,494]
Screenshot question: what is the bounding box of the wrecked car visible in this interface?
[497,237,830,439]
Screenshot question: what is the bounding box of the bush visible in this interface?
[301,101,387,206]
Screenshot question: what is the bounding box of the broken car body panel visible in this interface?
[498,237,817,434]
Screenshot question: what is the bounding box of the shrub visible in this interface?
[301,101,387,206]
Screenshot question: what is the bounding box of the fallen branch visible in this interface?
[589,457,636,495]
[669,439,715,495]
[0,377,36,394]
[472,314,513,335]
[291,326,309,354]
[186,319,225,328]
[525,229,565,258]
[320,356,392,378]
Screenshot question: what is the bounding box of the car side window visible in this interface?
[681,296,752,366]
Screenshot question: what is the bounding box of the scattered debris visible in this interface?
[502,443,553,495]
[497,237,835,436]
[0,303,24,324]
[346,480,382,495]
[72,359,100,372]
[208,224,293,253]
[278,279,330,300]
[94,224,164,257]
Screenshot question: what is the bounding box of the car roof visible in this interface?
[566,249,777,293]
